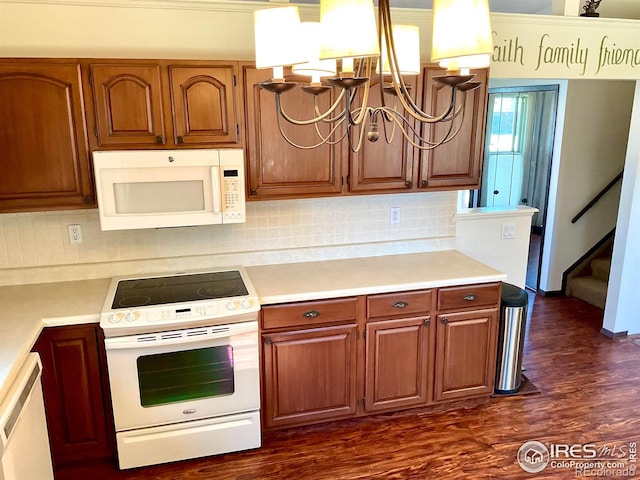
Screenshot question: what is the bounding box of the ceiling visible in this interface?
[391,0,552,14]
[387,0,640,18]
[293,0,639,19]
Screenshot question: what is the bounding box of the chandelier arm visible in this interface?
[378,0,467,126]
[275,105,348,150]
[347,59,375,128]
[315,95,348,124]
[378,0,425,116]
[313,114,349,146]
[347,106,373,153]
[379,106,464,149]
[396,85,464,124]
[275,90,347,127]
[376,108,398,144]
[379,108,437,146]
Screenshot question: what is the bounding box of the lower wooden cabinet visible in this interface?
[434,308,499,401]
[262,324,358,428]
[261,284,500,430]
[365,316,431,412]
[33,324,114,467]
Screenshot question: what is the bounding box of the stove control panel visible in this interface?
[105,298,259,325]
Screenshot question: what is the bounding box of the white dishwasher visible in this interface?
[0,353,54,480]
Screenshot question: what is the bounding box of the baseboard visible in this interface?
[537,289,563,297]
[600,328,628,339]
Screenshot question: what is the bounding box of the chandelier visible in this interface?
[253,0,492,152]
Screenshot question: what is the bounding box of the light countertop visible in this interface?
[0,278,110,405]
[0,250,505,405]
[246,250,505,305]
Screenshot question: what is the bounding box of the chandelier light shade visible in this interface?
[253,0,493,152]
[254,6,307,80]
[292,22,337,84]
[379,25,421,76]
[318,0,380,62]
[431,0,493,72]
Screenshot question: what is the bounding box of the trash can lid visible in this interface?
[501,282,528,307]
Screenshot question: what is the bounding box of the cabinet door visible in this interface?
[262,324,358,428]
[33,325,114,466]
[349,76,417,193]
[90,64,165,146]
[365,316,431,412]
[434,308,498,401]
[243,65,344,199]
[0,62,94,211]
[418,67,488,190]
[168,64,239,146]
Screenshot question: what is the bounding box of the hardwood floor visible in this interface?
[57,294,640,479]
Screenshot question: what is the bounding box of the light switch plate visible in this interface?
[501,223,516,240]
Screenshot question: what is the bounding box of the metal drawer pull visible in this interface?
[392,301,409,309]
[441,317,449,325]
[463,294,477,301]
[424,319,431,326]
[303,310,320,318]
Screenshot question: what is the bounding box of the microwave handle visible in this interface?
[104,321,258,351]
[211,166,222,214]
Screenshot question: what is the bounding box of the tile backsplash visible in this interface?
[0,191,457,285]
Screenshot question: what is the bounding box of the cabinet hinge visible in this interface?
[233,74,237,87]
[346,175,350,185]
[236,124,240,136]
[94,126,98,138]
[88,72,93,85]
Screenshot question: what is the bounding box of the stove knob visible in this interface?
[125,311,139,322]
[226,301,238,311]
[241,299,251,309]
[108,312,124,324]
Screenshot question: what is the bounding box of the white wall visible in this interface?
[488,78,634,293]
[454,207,537,288]
[603,81,640,335]
[541,80,634,291]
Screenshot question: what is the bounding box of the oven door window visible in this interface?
[137,346,234,407]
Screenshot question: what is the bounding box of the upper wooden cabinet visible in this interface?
[349,76,418,193]
[242,65,344,199]
[168,65,238,145]
[418,67,488,190]
[242,64,489,200]
[87,60,241,148]
[89,64,165,147]
[0,61,94,212]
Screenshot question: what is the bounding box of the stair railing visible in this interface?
[571,171,623,224]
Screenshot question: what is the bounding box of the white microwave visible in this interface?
[93,149,246,231]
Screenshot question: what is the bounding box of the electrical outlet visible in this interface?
[68,224,83,244]
[501,223,516,240]
[390,207,401,225]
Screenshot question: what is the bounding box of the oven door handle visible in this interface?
[104,321,257,351]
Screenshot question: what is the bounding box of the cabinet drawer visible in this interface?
[437,283,501,311]
[262,297,358,330]
[367,290,432,320]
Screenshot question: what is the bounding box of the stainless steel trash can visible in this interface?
[495,283,528,394]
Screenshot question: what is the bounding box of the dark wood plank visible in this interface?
[56,294,640,479]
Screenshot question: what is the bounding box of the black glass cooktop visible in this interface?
[111,271,249,309]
